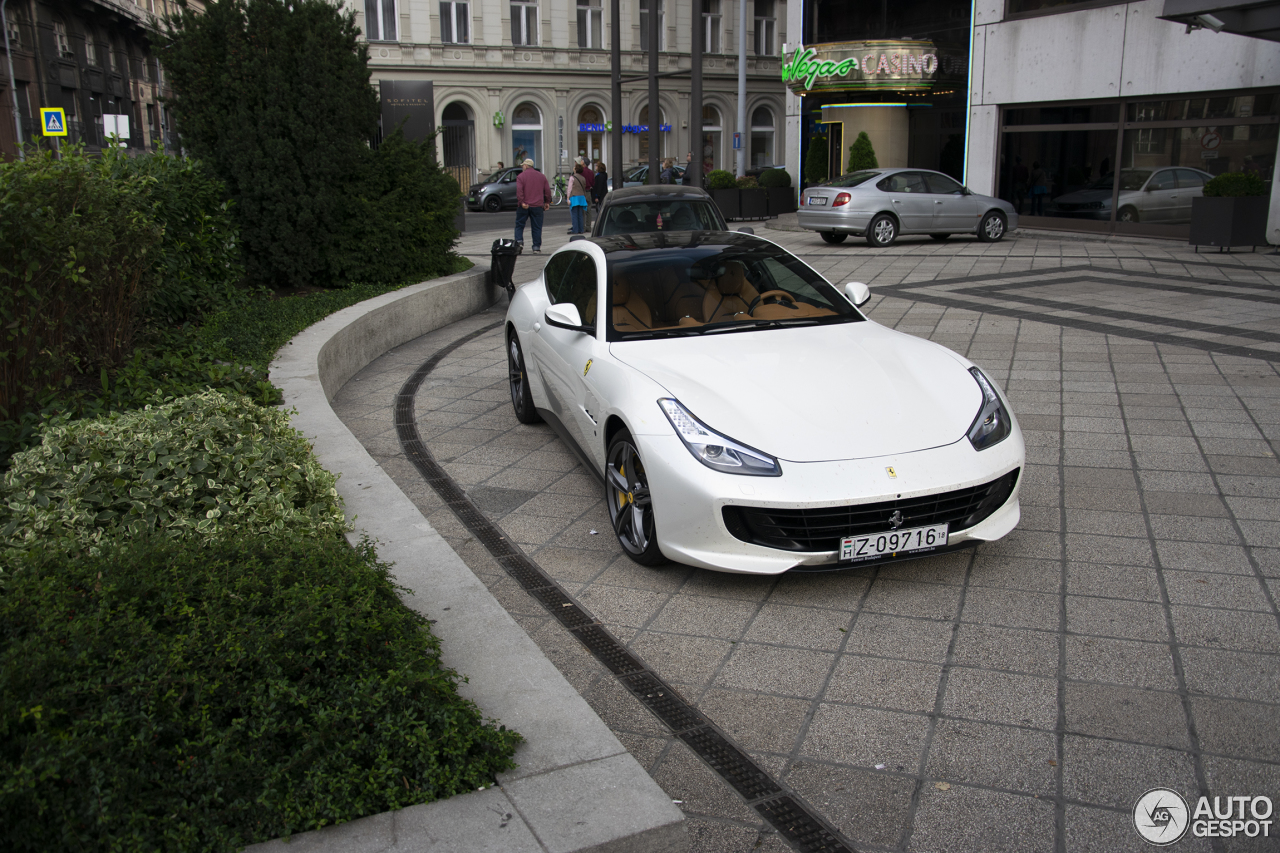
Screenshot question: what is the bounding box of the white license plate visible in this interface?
[807,196,827,206]
[840,523,948,563]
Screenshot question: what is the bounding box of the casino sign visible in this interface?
[781,41,967,94]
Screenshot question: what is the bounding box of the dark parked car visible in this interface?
[591,184,728,237]
[612,163,687,190]
[467,167,522,212]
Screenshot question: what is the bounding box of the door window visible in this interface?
[879,172,929,193]
[545,252,598,328]
[1175,169,1207,188]
[925,172,963,194]
[1148,170,1176,191]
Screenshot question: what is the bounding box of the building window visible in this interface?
[511,102,543,168]
[6,14,21,49]
[750,106,774,167]
[700,105,721,174]
[701,0,721,54]
[578,104,605,163]
[440,1,469,43]
[577,0,602,49]
[753,0,775,56]
[364,0,398,41]
[54,20,72,58]
[107,43,118,73]
[512,0,539,45]
[640,0,664,51]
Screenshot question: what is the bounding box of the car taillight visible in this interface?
[833,193,852,207]
[800,194,806,206]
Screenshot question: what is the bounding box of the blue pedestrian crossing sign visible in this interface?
[40,108,68,137]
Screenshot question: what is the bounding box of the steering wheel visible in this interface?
[747,290,798,314]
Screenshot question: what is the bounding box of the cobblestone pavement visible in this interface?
[333,228,1280,853]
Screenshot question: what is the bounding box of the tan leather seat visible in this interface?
[701,261,760,323]
[612,274,654,332]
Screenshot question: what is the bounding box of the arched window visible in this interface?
[750,106,775,168]
[701,105,722,174]
[639,104,667,163]
[511,102,543,169]
[577,104,606,165]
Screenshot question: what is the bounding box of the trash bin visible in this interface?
[490,238,522,301]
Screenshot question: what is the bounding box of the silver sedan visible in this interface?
[797,168,1019,247]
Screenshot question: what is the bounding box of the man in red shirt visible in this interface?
[515,158,552,253]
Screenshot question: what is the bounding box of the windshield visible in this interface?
[598,200,725,236]
[1088,170,1151,191]
[604,237,863,341]
[822,170,882,189]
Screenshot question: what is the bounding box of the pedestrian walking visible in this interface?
[592,161,608,211]
[659,157,675,184]
[569,162,590,235]
[570,157,597,233]
[681,152,695,186]
[514,158,552,253]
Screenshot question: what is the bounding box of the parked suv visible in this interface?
[467,167,522,212]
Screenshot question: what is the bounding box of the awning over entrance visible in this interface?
[1159,0,1280,42]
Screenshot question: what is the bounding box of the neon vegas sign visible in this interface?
[781,41,953,93]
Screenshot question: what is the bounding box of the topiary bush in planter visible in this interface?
[1190,171,1270,249]
[804,135,828,184]
[706,169,738,190]
[847,131,878,172]
[758,168,792,188]
[736,175,759,189]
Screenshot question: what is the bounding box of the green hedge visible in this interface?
[706,169,737,190]
[757,168,792,189]
[0,535,523,852]
[1,391,345,562]
[1203,171,1267,197]
[804,136,829,184]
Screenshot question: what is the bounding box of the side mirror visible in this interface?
[961,187,973,196]
[844,281,871,307]
[545,303,590,332]
[737,226,755,235]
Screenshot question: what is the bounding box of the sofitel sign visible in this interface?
[781,41,963,94]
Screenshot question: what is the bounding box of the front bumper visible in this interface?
[636,428,1025,575]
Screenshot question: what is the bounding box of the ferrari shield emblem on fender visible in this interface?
[886,466,897,479]
[583,359,593,377]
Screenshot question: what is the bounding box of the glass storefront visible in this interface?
[998,91,1279,237]
[511,102,542,169]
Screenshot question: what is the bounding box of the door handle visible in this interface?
[934,200,943,204]
[893,199,901,204]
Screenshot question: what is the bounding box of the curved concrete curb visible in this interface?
[253,269,686,853]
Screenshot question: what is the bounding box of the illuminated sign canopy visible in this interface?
[620,123,672,134]
[781,41,966,94]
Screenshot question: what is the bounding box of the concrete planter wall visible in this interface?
[1189,196,1269,249]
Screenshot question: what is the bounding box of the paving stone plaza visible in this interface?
[333,223,1280,853]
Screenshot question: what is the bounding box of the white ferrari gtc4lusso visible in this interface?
[504,231,1024,574]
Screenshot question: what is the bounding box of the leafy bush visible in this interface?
[0,535,523,852]
[0,147,162,424]
[0,390,345,560]
[1203,171,1267,197]
[331,131,463,285]
[706,169,737,190]
[804,135,829,184]
[758,168,792,188]
[736,175,759,189]
[99,152,248,325]
[847,131,878,172]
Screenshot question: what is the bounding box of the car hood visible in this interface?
[611,322,981,462]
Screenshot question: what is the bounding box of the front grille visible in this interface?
[722,468,1019,553]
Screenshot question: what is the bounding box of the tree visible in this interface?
[156,0,431,289]
[847,131,878,173]
[804,135,829,184]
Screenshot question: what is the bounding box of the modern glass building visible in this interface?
[785,0,1280,240]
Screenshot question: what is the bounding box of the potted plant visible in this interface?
[1189,171,1269,251]
[737,175,768,219]
[706,169,739,220]
[759,168,794,215]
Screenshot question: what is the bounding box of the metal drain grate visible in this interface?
[677,727,783,802]
[755,796,853,853]
[394,320,859,853]
[619,671,707,734]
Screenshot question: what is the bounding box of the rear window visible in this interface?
[821,171,881,189]
[598,200,724,235]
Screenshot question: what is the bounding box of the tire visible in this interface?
[865,213,898,248]
[978,211,1007,243]
[605,429,666,566]
[929,233,951,241]
[484,194,502,213]
[507,333,542,425]
[1118,206,1139,223]
[820,231,847,244]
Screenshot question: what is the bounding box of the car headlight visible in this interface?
[658,398,781,476]
[967,368,1012,451]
